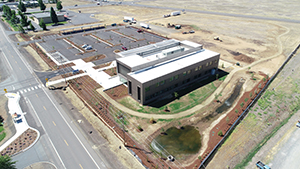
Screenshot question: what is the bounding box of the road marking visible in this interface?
[79,164,83,169]
[25,98,66,169]
[19,67,22,70]
[35,86,38,89]
[36,94,38,98]
[38,85,42,88]
[28,88,31,91]
[43,106,46,110]
[20,91,23,94]
[52,121,56,126]
[31,87,34,90]
[64,140,69,146]
[24,89,27,92]
[41,88,102,169]
[1,50,13,71]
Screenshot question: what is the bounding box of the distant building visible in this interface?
[116,39,220,105]
[32,13,65,24]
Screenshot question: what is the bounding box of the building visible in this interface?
[32,13,65,24]
[116,39,220,105]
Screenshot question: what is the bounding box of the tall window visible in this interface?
[170,77,174,82]
[187,70,191,74]
[199,65,202,70]
[175,75,179,80]
[160,80,165,85]
[206,62,209,66]
[195,67,198,71]
[183,71,187,76]
[145,87,150,92]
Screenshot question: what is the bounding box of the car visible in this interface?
[111,23,117,26]
[82,44,88,48]
[137,29,143,33]
[85,46,92,50]
[182,31,188,34]
[122,46,128,50]
[74,4,78,7]
[189,30,195,33]
[297,121,300,128]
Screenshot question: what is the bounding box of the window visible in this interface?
[160,80,165,85]
[183,71,187,76]
[209,61,212,65]
[206,62,209,66]
[199,65,202,70]
[156,82,159,87]
[145,87,150,92]
[195,67,198,71]
[187,70,191,74]
[175,75,179,80]
[128,81,132,94]
[215,60,217,63]
[170,77,174,82]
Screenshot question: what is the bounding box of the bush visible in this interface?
[218,130,223,136]
[235,109,238,113]
[240,102,244,108]
[244,98,249,102]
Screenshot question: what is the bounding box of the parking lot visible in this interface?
[38,25,166,66]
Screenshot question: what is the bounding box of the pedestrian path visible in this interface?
[0,93,39,152]
[18,85,42,94]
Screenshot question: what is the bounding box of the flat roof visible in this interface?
[33,13,64,18]
[128,49,219,83]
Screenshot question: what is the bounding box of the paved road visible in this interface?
[0,21,117,169]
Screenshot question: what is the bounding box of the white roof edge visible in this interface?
[181,40,202,48]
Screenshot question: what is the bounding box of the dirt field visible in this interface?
[15,0,300,168]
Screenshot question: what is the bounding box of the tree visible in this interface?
[56,1,63,11]
[20,14,31,29]
[39,18,47,30]
[38,0,46,11]
[0,155,17,169]
[3,5,12,20]
[174,92,179,99]
[18,24,25,33]
[50,7,58,24]
[30,23,35,31]
[18,0,27,13]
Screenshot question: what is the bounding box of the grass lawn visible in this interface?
[118,77,221,114]
[0,126,6,142]
[46,21,67,26]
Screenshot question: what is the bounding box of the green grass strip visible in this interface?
[234,109,297,169]
[0,132,6,142]
[0,126,4,133]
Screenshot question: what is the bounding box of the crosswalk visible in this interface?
[18,85,42,94]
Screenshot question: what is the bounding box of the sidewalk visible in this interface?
[0,93,37,152]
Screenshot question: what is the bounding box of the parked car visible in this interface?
[182,31,188,34]
[189,30,195,33]
[111,23,117,26]
[85,46,92,50]
[122,46,128,50]
[296,120,300,128]
[74,4,78,7]
[82,44,88,48]
[137,29,143,33]
[256,161,271,169]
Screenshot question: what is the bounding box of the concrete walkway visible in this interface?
[0,93,39,152]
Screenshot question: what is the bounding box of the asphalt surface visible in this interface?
[0,20,122,169]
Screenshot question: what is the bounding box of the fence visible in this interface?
[199,43,300,169]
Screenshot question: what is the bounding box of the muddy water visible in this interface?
[216,81,244,114]
[150,125,201,157]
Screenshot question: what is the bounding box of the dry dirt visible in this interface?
[23,45,51,71]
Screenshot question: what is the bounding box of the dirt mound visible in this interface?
[228,50,255,63]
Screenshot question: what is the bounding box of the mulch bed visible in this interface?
[82,54,106,63]
[1,128,37,157]
[68,76,161,169]
[103,67,117,76]
[105,85,128,100]
[19,33,32,41]
[29,43,58,70]
[188,75,270,168]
